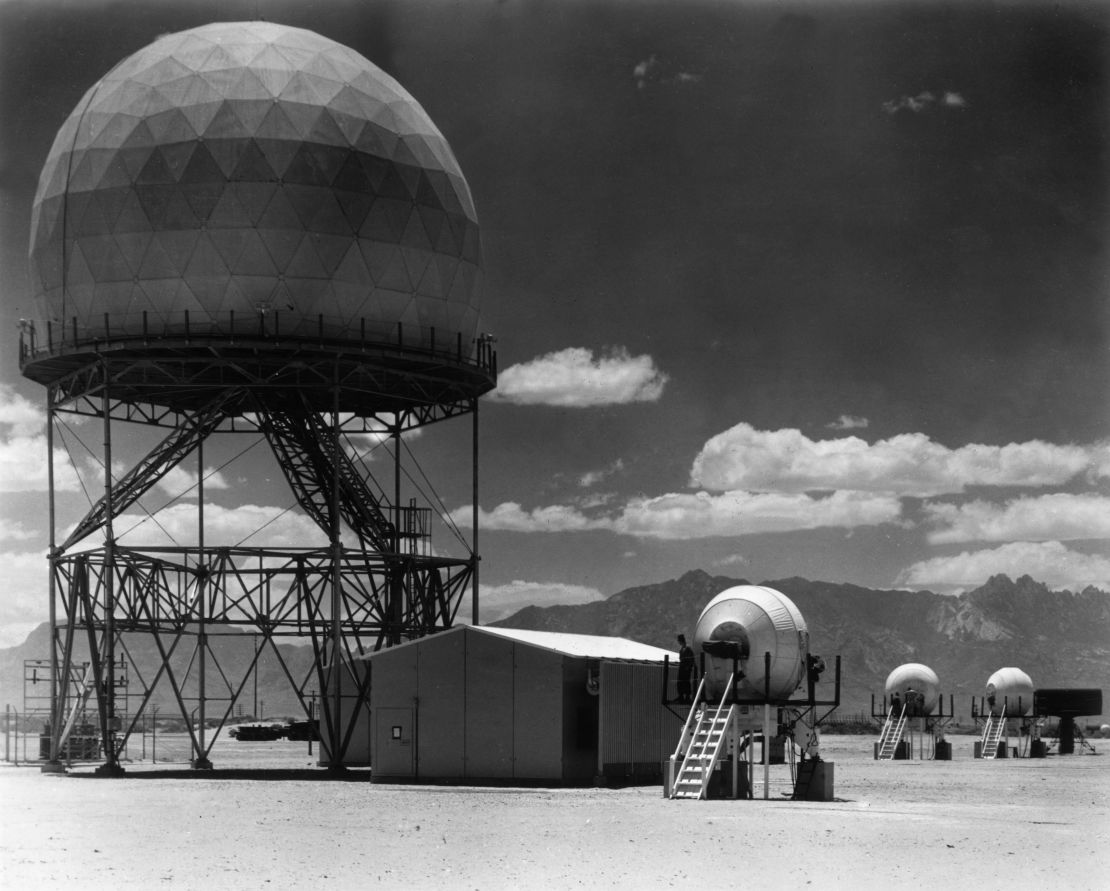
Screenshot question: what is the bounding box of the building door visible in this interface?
[374,707,415,777]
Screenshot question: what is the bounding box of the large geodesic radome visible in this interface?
[28,21,480,353]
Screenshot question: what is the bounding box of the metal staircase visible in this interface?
[256,393,396,552]
[877,704,908,760]
[670,675,736,800]
[981,710,1007,760]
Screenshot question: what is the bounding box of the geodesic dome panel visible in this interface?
[29,21,481,349]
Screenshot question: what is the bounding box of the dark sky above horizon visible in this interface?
[0,0,1107,643]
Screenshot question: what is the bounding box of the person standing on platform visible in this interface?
[677,634,697,704]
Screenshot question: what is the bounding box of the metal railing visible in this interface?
[17,311,497,376]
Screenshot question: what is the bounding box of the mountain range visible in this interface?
[493,571,1109,722]
[0,622,318,723]
[2,572,1106,724]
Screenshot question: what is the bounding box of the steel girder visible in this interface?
[53,546,471,634]
[47,354,485,433]
[47,546,475,767]
[26,340,495,419]
[60,388,246,551]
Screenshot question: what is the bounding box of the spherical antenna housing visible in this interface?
[985,667,1034,716]
[693,585,809,701]
[23,21,490,414]
[884,663,940,714]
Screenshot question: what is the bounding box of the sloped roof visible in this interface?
[356,624,678,663]
[474,626,677,662]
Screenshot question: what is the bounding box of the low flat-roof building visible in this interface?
[322,625,684,785]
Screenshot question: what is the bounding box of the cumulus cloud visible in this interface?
[155,465,230,499]
[457,579,607,624]
[579,459,624,488]
[345,433,390,459]
[0,385,90,493]
[612,489,901,539]
[826,414,869,430]
[0,549,50,647]
[489,347,668,407]
[0,518,37,542]
[576,491,617,510]
[633,55,703,91]
[342,414,423,459]
[882,90,966,114]
[924,493,1110,544]
[452,488,901,539]
[633,54,660,88]
[713,553,750,568]
[897,541,1110,593]
[94,502,329,549]
[690,423,1102,497]
[455,502,604,534]
[0,386,43,437]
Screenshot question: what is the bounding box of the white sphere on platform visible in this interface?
[985,667,1034,716]
[693,585,809,701]
[884,663,941,714]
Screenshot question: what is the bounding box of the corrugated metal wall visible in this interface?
[598,661,685,779]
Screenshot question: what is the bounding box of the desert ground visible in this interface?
[1,731,1107,890]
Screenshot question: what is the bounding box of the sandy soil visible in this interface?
[1,734,1107,890]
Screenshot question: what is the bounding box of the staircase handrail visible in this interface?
[697,679,738,798]
[979,712,992,748]
[671,675,708,759]
[982,707,1007,759]
[709,677,733,730]
[706,705,736,780]
[673,709,708,797]
[878,706,896,747]
[878,704,907,759]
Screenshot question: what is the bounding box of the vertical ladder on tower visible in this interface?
[981,710,1007,759]
[877,704,908,760]
[670,674,736,800]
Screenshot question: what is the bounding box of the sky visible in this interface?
[1,0,1108,646]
